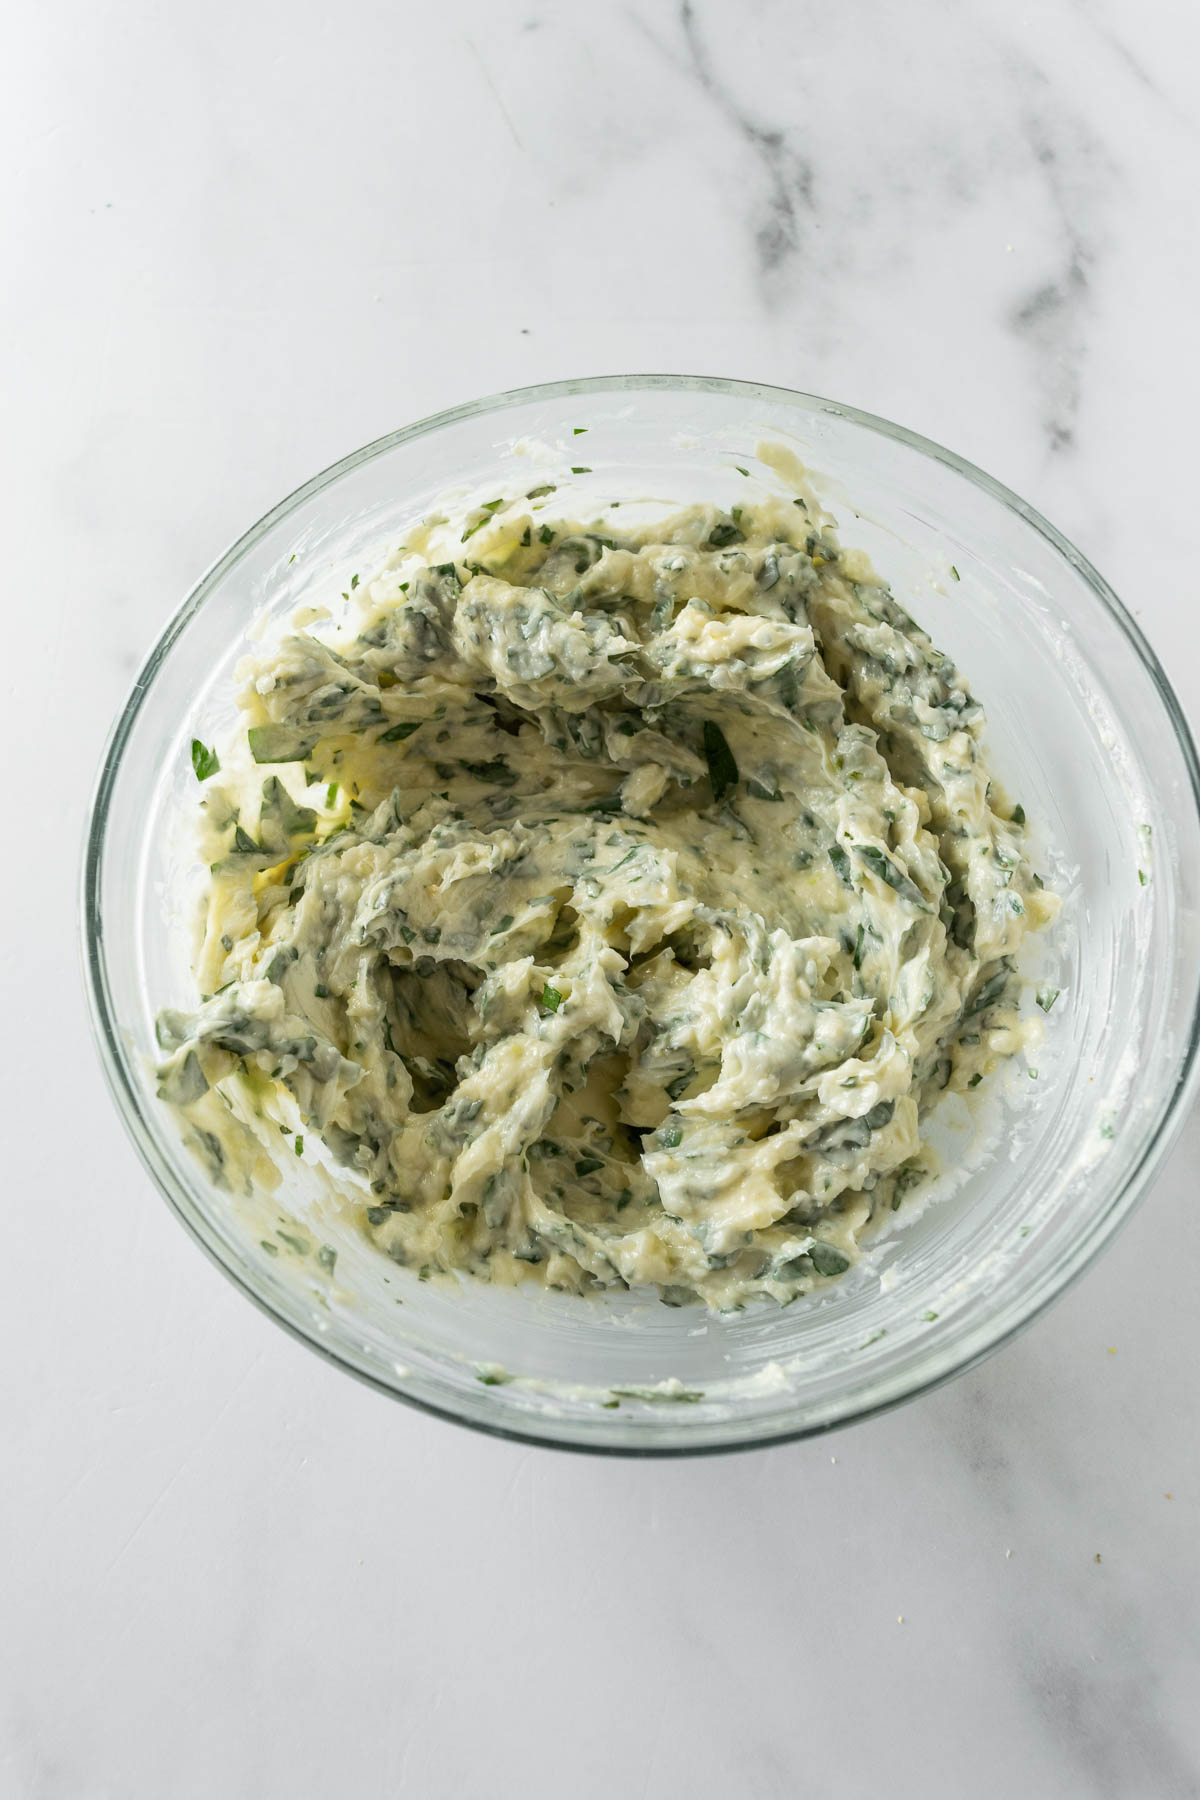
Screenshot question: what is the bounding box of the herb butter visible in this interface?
[159,491,1055,1310]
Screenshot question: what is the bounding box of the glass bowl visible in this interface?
[81,375,1200,1454]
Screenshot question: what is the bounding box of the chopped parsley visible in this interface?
[702,720,739,803]
[191,739,220,782]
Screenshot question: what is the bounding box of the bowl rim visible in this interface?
[80,371,1200,1455]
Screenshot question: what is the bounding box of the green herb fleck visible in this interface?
[858,844,929,910]
[294,1136,304,1156]
[541,983,563,1013]
[967,967,1009,1016]
[462,501,505,542]
[1035,986,1060,1013]
[378,720,422,743]
[809,1242,850,1277]
[573,426,587,435]
[658,1125,682,1149]
[538,524,555,545]
[570,465,591,474]
[248,724,316,764]
[708,520,745,548]
[527,484,556,499]
[950,565,960,581]
[702,720,739,803]
[922,1309,939,1322]
[489,915,514,936]
[1011,803,1026,825]
[191,739,220,782]
[746,777,783,802]
[828,843,853,886]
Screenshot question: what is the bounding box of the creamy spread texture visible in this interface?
[158,488,1054,1310]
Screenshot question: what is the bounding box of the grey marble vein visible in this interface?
[633,0,817,300]
[677,1,815,285]
[1004,60,1115,457]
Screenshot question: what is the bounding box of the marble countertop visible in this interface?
[4,0,1199,1793]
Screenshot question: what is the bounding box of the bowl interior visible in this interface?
[85,378,1200,1451]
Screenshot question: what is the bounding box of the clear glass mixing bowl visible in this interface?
[82,376,1200,1453]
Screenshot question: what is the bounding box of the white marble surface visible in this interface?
[3,0,1200,1794]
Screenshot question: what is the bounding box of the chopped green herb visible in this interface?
[350,573,359,590]
[809,1242,850,1277]
[966,967,1009,1016]
[922,1309,939,1322]
[572,426,587,435]
[461,502,505,542]
[527,483,556,499]
[702,720,739,803]
[248,724,316,764]
[540,984,563,1013]
[489,915,514,935]
[570,465,591,474]
[378,720,422,743]
[734,466,749,476]
[294,1135,304,1156]
[950,565,960,581]
[191,739,220,782]
[708,521,745,548]
[658,1125,682,1149]
[538,524,555,545]
[746,777,783,802]
[968,1072,983,1088]
[1035,986,1060,1013]
[857,844,929,911]
[828,844,853,886]
[1011,803,1026,825]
